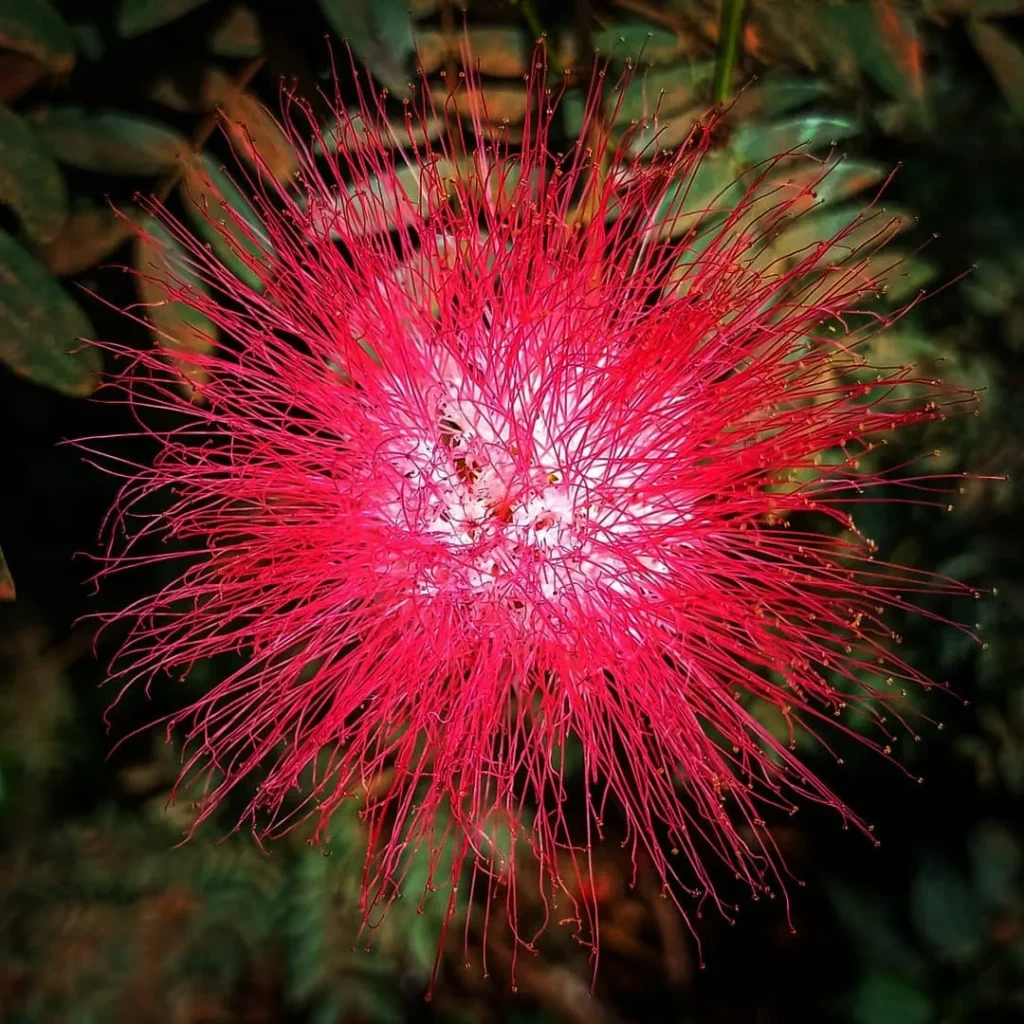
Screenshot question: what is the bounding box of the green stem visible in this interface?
[511,0,547,48]
[712,0,746,106]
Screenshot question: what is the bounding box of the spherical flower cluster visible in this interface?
[91,53,976,971]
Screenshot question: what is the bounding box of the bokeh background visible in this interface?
[1,1,1023,1021]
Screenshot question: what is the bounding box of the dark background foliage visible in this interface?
[1,1,1023,1022]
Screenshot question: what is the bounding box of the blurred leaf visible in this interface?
[0,229,99,396]
[316,0,415,95]
[829,882,928,977]
[310,159,454,242]
[201,70,298,182]
[430,84,529,125]
[969,822,1022,911]
[0,0,75,73]
[731,114,859,166]
[134,221,218,396]
[71,21,104,61]
[627,106,701,156]
[731,77,831,120]
[563,63,716,136]
[748,157,887,226]
[664,229,721,297]
[653,153,744,239]
[550,735,584,778]
[415,26,527,77]
[964,256,1022,315]
[821,2,921,99]
[316,109,444,156]
[746,698,806,755]
[617,62,718,123]
[286,852,334,1003]
[147,76,197,113]
[32,107,186,176]
[847,974,932,1024]
[0,103,67,244]
[179,152,270,290]
[0,545,14,601]
[40,203,139,277]
[401,841,456,972]
[864,249,937,302]
[0,627,76,780]
[869,0,925,98]
[590,24,686,66]
[116,0,213,38]
[968,18,1024,118]
[910,856,985,962]
[207,5,262,58]
[812,158,888,203]
[508,1012,559,1024]
[759,202,912,271]
[927,1,1024,14]
[0,52,48,104]
[285,830,404,1024]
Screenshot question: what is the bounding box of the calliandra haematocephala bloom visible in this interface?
[87,54,981,973]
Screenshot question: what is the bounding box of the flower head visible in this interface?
[92,52,977,972]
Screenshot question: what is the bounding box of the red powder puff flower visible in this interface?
[89,53,979,973]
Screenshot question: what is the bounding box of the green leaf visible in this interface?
[134,221,218,396]
[179,153,271,291]
[731,114,859,166]
[0,52,49,105]
[32,107,186,176]
[0,544,14,601]
[200,70,298,182]
[564,64,716,137]
[619,63,717,125]
[72,21,105,62]
[964,258,1019,315]
[0,0,75,73]
[828,882,927,977]
[847,974,932,1024]
[207,5,262,58]
[0,229,100,396]
[40,202,140,277]
[429,82,529,124]
[315,109,444,157]
[735,77,832,120]
[316,0,415,95]
[969,18,1024,118]
[415,26,527,77]
[808,158,888,205]
[733,156,887,238]
[654,152,744,239]
[0,103,67,245]
[822,3,921,99]
[866,249,937,303]
[759,202,913,271]
[969,822,1022,911]
[116,0,213,38]
[910,856,985,962]
[308,159,454,242]
[591,24,685,66]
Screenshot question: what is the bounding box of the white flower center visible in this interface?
[373,361,685,622]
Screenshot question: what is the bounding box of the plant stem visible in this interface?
[712,0,746,106]
[511,0,547,46]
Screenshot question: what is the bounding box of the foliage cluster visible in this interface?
[1,1,1023,1021]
